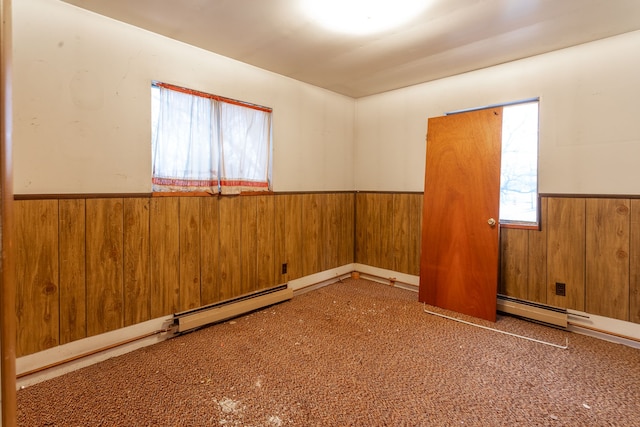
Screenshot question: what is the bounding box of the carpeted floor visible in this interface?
[17,278,640,426]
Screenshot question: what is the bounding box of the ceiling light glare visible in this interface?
[302,0,429,35]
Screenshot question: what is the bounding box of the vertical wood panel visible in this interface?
[585,198,630,320]
[365,193,382,268]
[355,193,404,270]
[59,199,86,343]
[630,199,640,323]
[86,198,124,336]
[179,197,201,311]
[366,194,381,267]
[284,194,303,281]
[499,228,528,299]
[527,197,548,303]
[200,197,220,305]
[355,192,369,265]
[378,194,395,271]
[219,196,242,301]
[257,195,276,290]
[547,197,585,310]
[302,193,321,277]
[123,198,150,326]
[241,196,258,294]
[368,193,382,267]
[274,195,287,284]
[323,193,340,271]
[150,197,180,317]
[339,193,355,267]
[409,194,423,276]
[15,200,59,356]
[393,194,411,274]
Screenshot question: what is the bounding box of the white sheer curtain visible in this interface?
[151,83,272,194]
[219,101,272,194]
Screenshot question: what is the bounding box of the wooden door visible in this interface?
[419,108,503,322]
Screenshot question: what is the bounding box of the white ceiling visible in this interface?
[61,0,640,98]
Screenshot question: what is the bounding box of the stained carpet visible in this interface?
[17,278,640,426]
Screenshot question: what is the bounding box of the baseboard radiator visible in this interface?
[172,284,293,333]
[497,295,568,328]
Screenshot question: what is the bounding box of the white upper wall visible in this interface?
[355,30,640,194]
[13,0,640,196]
[13,0,354,194]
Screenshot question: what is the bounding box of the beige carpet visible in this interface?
[17,278,640,426]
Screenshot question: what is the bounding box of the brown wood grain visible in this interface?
[585,198,630,320]
[284,194,303,281]
[377,194,394,271]
[367,193,383,268]
[219,196,242,301]
[123,198,151,326]
[200,197,220,305]
[150,197,180,317]
[179,197,202,311]
[527,197,548,304]
[241,196,258,295]
[356,193,421,275]
[257,195,276,289]
[15,191,640,361]
[393,194,411,274]
[365,193,381,268]
[322,193,340,271]
[15,200,59,356]
[546,197,586,310]
[59,199,86,344]
[630,199,640,323]
[420,109,502,322]
[301,193,321,277]
[354,192,369,266]
[274,195,287,284]
[409,194,423,276]
[86,198,124,336]
[499,227,528,300]
[339,193,355,267]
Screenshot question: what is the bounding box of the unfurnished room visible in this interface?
[1,0,640,425]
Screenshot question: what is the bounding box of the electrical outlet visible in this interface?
[281,263,287,275]
[555,282,566,296]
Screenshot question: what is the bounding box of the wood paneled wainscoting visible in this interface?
[15,192,640,357]
[354,192,423,276]
[355,192,640,327]
[501,196,640,324]
[14,192,354,357]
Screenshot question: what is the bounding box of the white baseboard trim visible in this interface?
[17,316,173,389]
[567,310,640,349]
[353,263,419,292]
[289,264,354,295]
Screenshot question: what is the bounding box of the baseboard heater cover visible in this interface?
[173,285,293,333]
[497,295,568,328]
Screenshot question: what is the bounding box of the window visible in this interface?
[446,99,540,225]
[151,82,272,194]
[499,101,539,224]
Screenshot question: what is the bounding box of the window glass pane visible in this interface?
[500,102,539,223]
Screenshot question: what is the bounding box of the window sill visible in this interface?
[500,222,540,231]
